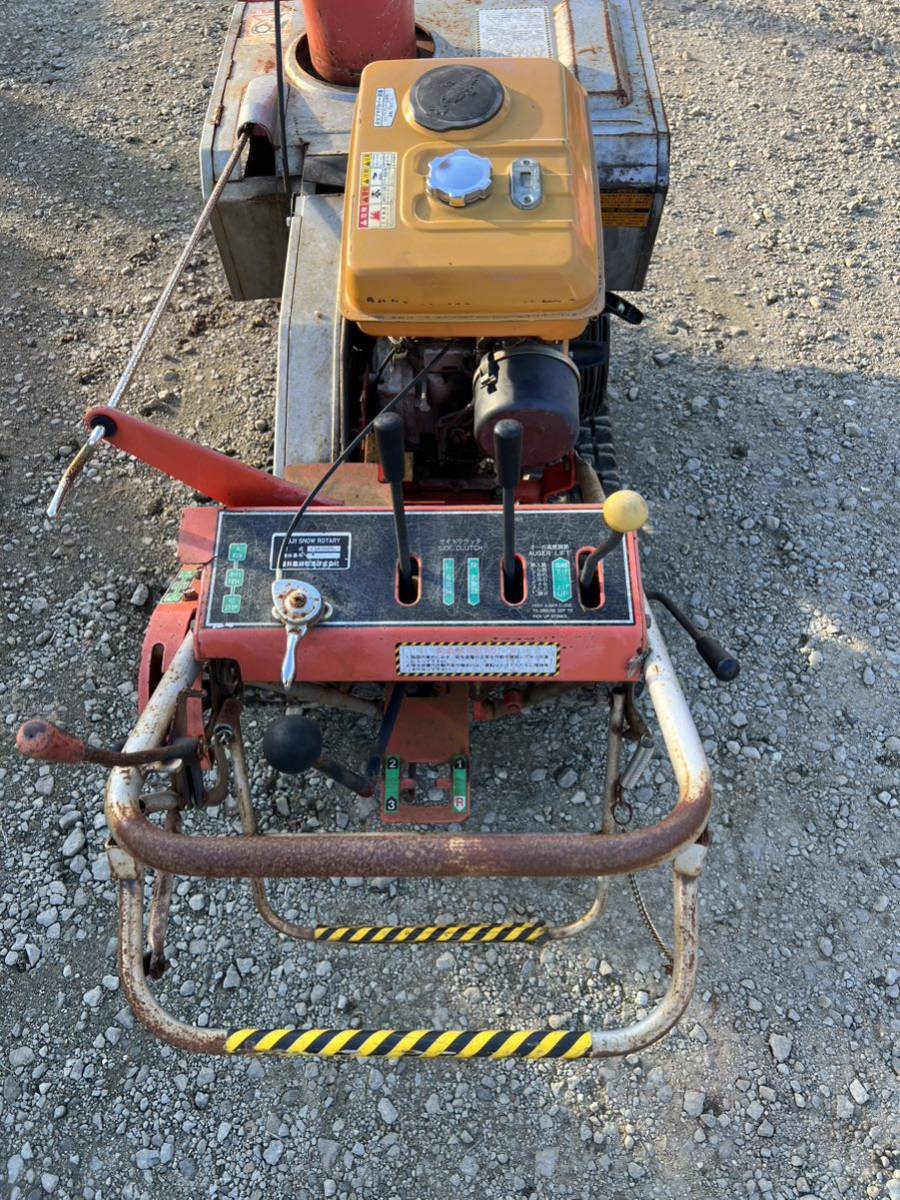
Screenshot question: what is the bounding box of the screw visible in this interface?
[285,590,308,612]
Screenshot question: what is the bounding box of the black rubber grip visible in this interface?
[493,419,523,490]
[89,412,118,437]
[695,635,741,683]
[374,412,407,484]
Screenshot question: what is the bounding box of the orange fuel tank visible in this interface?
[339,56,603,341]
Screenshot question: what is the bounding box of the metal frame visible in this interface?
[106,614,709,878]
[200,0,668,300]
[105,605,710,1058]
[274,193,344,474]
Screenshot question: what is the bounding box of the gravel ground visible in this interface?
[1,1,898,1198]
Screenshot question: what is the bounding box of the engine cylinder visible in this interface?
[473,345,580,470]
[301,0,417,86]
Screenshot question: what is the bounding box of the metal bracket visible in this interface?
[510,157,543,210]
[107,842,139,881]
[674,840,707,879]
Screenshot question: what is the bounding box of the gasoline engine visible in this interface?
[341,56,604,485]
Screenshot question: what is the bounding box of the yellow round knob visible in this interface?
[603,489,648,534]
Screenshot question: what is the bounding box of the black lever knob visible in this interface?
[493,418,523,491]
[374,412,413,593]
[374,412,407,484]
[645,591,741,684]
[263,715,374,797]
[695,635,741,683]
[263,715,323,774]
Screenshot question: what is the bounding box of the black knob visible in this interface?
[695,635,741,683]
[374,412,407,485]
[493,418,523,490]
[645,590,741,684]
[263,716,323,774]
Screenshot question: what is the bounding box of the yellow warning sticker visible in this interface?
[358,152,397,230]
[396,642,560,678]
[601,192,653,229]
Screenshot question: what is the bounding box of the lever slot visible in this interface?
[499,554,527,606]
[492,417,524,607]
[576,548,605,610]
[396,555,422,606]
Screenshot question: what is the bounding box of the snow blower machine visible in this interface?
[18,0,739,1061]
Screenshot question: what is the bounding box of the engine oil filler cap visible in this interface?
[410,64,505,132]
[427,149,493,208]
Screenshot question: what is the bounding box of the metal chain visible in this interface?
[613,736,675,968]
[627,872,674,967]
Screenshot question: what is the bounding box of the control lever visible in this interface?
[645,591,741,682]
[263,715,374,797]
[579,489,648,592]
[271,579,332,689]
[16,718,198,769]
[604,291,644,325]
[374,412,414,595]
[493,418,524,601]
[365,683,407,781]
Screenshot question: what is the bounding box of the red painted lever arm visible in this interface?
[84,406,332,509]
[16,718,198,769]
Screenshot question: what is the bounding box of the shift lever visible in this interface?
[493,418,524,601]
[374,412,414,595]
[579,489,648,590]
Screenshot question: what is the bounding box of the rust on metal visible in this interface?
[17,718,198,770]
[118,878,228,1055]
[146,811,181,978]
[110,784,710,880]
[107,635,709,1055]
[105,624,712,881]
[113,853,706,1058]
[17,719,91,765]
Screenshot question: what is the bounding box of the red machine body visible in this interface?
[140,501,646,699]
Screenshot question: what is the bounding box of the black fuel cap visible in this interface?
[410,65,505,132]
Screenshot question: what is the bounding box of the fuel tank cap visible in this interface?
[427,149,493,208]
[410,65,505,132]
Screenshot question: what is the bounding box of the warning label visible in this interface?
[397,642,560,678]
[477,8,552,58]
[374,87,398,127]
[242,2,295,43]
[270,532,352,572]
[358,152,397,229]
[601,192,653,229]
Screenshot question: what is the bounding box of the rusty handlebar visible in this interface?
[104,609,711,880]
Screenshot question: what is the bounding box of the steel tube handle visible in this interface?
[104,627,712,880]
[17,717,197,770]
[115,847,704,1058]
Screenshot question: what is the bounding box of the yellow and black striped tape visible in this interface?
[225,1028,593,1059]
[313,921,547,944]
